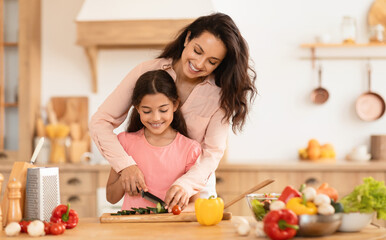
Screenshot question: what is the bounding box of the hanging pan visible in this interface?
[355,64,385,121]
[311,65,329,104]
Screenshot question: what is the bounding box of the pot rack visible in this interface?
[301,43,386,69]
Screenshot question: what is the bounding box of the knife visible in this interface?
[141,190,166,207]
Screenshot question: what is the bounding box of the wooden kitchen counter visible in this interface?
[1,217,386,240]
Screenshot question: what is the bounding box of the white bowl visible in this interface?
[338,212,375,232]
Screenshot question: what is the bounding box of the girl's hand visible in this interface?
[119,165,148,196]
[164,185,189,212]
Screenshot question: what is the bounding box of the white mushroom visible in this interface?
[302,187,317,201]
[254,222,266,237]
[318,203,335,215]
[5,222,21,237]
[237,221,251,236]
[269,200,285,211]
[314,193,330,206]
[27,220,45,237]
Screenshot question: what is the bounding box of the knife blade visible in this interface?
[141,190,166,207]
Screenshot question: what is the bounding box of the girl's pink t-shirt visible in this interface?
[118,129,201,210]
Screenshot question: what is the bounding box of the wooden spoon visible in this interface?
[224,179,275,209]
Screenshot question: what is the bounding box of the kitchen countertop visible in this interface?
[1,161,386,172]
[1,217,385,239]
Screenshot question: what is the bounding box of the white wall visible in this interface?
[41,0,386,164]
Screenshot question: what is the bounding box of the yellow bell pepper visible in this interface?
[195,195,224,226]
[286,197,317,215]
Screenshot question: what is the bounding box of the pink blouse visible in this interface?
[89,58,229,197]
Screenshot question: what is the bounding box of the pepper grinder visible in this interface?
[0,173,3,230]
[7,178,22,223]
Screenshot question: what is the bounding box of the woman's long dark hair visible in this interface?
[158,12,257,133]
[127,70,188,137]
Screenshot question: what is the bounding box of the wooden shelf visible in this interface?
[4,102,18,107]
[76,18,195,93]
[301,42,386,48]
[0,0,41,160]
[301,42,386,68]
[3,42,18,46]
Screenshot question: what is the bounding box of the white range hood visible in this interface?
[76,0,214,92]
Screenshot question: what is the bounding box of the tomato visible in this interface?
[19,220,31,233]
[44,221,53,235]
[172,205,181,215]
[50,222,66,235]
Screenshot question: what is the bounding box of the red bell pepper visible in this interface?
[263,209,299,240]
[50,203,79,229]
[278,186,301,203]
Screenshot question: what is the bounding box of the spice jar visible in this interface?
[341,16,357,44]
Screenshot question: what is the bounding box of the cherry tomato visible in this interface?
[50,223,66,235]
[172,205,181,215]
[57,222,66,233]
[19,220,31,233]
[44,221,53,235]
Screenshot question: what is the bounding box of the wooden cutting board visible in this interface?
[50,97,90,162]
[368,0,386,40]
[100,212,232,223]
[51,97,89,139]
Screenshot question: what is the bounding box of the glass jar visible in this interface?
[341,16,357,44]
[369,24,384,43]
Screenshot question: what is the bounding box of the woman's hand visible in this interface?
[164,185,189,212]
[119,165,148,196]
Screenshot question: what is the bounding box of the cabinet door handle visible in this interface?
[67,195,81,203]
[305,177,319,185]
[67,178,81,185]
[216,177,223,183]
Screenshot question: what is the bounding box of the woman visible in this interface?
[90,12,256,211]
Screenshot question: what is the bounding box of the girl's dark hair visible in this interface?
[158,12,257,133]
[127,70,188,137]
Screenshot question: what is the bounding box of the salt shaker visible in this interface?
[341,16,357,44]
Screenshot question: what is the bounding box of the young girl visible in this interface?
[106,70,201,211]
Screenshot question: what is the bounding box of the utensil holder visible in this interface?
[371,135,386,161]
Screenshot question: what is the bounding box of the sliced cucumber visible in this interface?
[156,202,167,213]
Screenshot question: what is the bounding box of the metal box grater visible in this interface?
[25,167,60,221]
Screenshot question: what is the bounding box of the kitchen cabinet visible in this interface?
[301,43,386,68]
[1,162,386,221]
[59,171,98,217]
[0,0,41,161]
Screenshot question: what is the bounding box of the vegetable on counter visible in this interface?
[195,195,224,226]
[19,220,31,233]
[50,203,79,229]
[27,220,45,237]
[263,209,299,240]
[5,222,21,237]
[112,202,168,216]
[286,197,317,215]
[331,199,344,213]
[250,199,269,220]
[340,177,386,220]
[317,183,338,202]
[278,186,301,203]
[172,205,181,215]
[302,186,317,201]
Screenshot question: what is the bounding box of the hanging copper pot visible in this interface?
[355,64,385,121]
[311,66,329,104]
